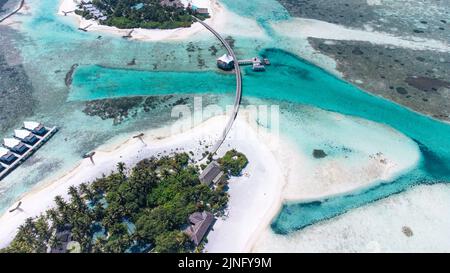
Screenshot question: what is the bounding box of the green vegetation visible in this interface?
[1,151,245,253]
[218,149,249,176]
[77,0,207,29]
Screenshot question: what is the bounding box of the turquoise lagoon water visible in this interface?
[1,0,450,238]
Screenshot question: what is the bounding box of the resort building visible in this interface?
[217,54,234,71]
[23,121,47,136]
[3,138,29,155]
[14,129,38,145]
[0,147,17,165]
[160,0,184,8]
[199,161,224,186]
[184,211,214,246]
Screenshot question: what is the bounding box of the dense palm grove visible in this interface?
[77,0,197,29]
[2,150,248,253]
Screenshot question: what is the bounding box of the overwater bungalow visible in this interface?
[0,147,17,165]
[199,161,224,186]
[23,121,47,136]
[187,3,209,15]
[217,54,234,71]
[184,211,214,246]
[3,138,29,155]
[14,129,38,145]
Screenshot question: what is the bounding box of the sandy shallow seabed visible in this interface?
[57,0,267,41]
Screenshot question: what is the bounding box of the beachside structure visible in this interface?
[237,57,270,72]
[195,7,209,15]
[3,138,29,155]
[23,121,48,136]
[184,211,214,246]
[217,54,234,71]
[1,122,58,181]
[0,147,17,165]
[199,161,224,186]
[14,129,38,145]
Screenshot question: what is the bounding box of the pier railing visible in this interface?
[192,16,242,157]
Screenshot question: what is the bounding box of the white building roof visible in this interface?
[3,138,21,148]
[14,129,32,139]
[23,121,40,130]
[217,54,234,64]
[0,147,9,157]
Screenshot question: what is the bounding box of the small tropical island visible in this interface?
[75,0,210,29]
[1,150,248,253]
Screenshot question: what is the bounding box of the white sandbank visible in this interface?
[253,184,450,253]
[57,0,267,41]
[271,18,450,53]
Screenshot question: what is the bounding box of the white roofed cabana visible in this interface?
[14,129,38,145]
[23,121,40,130]
[0,147,17,165]
[3,138,21,149]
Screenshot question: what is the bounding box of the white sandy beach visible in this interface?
[57,0,267,41]
[0,110,282,249]
[0,106,420,251]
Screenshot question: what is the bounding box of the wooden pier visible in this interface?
[0,126,58,181]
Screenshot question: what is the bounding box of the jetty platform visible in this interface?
[0,124,58,181]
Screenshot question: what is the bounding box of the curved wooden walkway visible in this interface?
[0,0,25,23]
[192,16,242,156]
